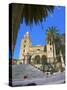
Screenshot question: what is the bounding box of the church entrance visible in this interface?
[34,55,40,64]
[41,55,47,64]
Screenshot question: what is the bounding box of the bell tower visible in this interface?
[19,32,31,64]
[46,38,55,64]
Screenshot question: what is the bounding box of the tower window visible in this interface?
[49,39,52,45]
[37,49,40,51]
[50,47,52,51]
[23,49,25,52]
[24,45,26,47]
[24,40,26,43]
[50,40,52,45]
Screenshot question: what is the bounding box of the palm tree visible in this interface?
[55,33,65,68]
[60,34,65,59]
[46,26,58,62]
[10,3,54,52]
[46,26,60,73]
[46,27,65,69]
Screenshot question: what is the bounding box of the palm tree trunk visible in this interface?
[53,43,56,58]
[12,4,24,54]
[53,42,56,63]
[60,50,65,68]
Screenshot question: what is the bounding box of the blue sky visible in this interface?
[13,6,65,59]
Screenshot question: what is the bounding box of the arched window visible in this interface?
[23,49,25,52]
[35,55,40,64]
[24,40,26,43]
[49,39,52,45]
[37,49,40,51]
[41,55,47,64]
[50,47,52,51]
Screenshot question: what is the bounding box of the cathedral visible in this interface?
[18,32,64,71]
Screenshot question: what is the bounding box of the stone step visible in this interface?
[12,64,45,80]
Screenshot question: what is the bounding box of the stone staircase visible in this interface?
[12,64,45,80]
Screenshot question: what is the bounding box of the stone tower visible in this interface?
[19,32,31,64]
[46,38,56,64]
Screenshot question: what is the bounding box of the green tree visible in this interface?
[55,33,65,68]
[46,26,58,59]
[46,27,65,71]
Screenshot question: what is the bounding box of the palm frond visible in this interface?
[11,4,54,51]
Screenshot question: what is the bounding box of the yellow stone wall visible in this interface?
[19,32,54,64]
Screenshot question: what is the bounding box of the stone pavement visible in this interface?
[12,64,45,80]
[11,64,65,86]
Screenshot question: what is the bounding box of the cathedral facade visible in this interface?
[19,32,53,64]
[18,32,64,71]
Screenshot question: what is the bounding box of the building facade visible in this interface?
[18,32,64,71]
